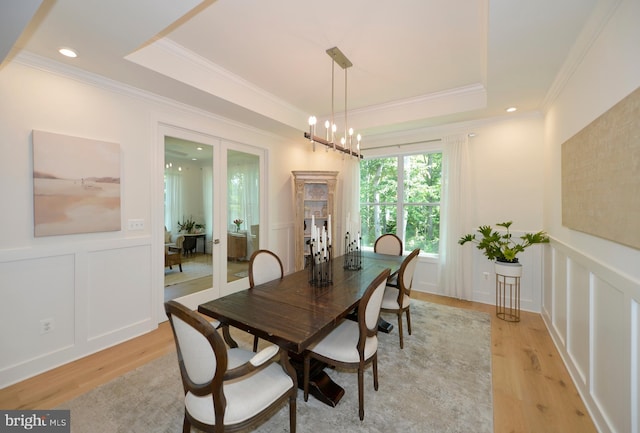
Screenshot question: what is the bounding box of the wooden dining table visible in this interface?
[198,250,405,406]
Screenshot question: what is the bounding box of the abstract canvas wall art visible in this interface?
[33,130,121,237]
[561,86,640,250]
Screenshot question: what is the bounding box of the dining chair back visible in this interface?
[303,268,391,421]
[381,248,420,349]
[374,233,403,256]
[248,249,284,351]
[165,300,297,433]
[249,249,284,287]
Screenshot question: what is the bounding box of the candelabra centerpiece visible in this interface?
[343,231,362,270]
[308,242,333,287]
[308,214,332,287]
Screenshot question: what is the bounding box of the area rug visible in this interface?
[57,300,493,433]
[164,260,212,286]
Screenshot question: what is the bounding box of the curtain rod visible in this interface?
[362,137,441,151]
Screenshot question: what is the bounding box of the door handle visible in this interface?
[213,239,220,244]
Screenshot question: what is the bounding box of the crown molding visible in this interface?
[541,0,623,112]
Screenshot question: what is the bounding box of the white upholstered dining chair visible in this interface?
[165,300,297,433]
[373,233,403,256]
[248,249,284,351]
[380,248,420,349]
[374,234,403,288]
[303,268,391,421]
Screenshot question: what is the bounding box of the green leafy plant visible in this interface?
[177,216,205,233]
[458,221,549,263]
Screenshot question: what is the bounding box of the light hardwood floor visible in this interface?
[0,292,597,433]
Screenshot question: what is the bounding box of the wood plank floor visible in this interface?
[0,292,597,433]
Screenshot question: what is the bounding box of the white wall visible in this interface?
[464,114,546,311]
[0,57,355,387]
[542,0,640,431]
[369,114,547,312]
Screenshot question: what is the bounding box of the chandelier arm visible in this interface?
[304,46,362,159]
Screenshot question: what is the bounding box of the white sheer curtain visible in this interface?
[164,170,183,233]
[227,156,259,258]
[341,157,360,256]
[438,134,472,299]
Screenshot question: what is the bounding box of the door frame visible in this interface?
[154,122,267,321]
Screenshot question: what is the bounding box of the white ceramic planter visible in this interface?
[494,261,523,278]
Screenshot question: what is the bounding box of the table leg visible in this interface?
[377,317,394,334]
[346,310,394,334]
[289,353,345,407]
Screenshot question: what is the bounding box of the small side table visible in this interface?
[494,262,522,322]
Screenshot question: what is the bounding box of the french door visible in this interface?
[157,124,265,317]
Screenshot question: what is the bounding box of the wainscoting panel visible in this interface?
[543,239,638,433]
[567,259,590,384]
[552,248,568,346]
[0,237,155,388]
[592,276,628,433]
[87,245,152,340]
[0,254,75,372]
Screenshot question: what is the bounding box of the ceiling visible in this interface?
[2,0,602,146]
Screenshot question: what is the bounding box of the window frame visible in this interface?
[360,143,443,257]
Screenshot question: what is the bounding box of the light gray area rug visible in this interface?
[164,260,212,286]
[58,300,493,433]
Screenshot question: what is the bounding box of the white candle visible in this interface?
[322,230,327,257]
[328,214,332,244]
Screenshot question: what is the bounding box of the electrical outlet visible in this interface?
[40,318,55,334]
[127,219,144,231]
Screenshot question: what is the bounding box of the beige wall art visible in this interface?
[33,130,121,237]
[562,86,640,250]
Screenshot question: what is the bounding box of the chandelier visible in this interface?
[304,47,362,158]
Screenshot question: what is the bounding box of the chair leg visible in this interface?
[182,414,190,433]
[178,263,182,272]
[397,312,404,349]
[406,308,412,335]
[290,395,297,433]
[372,354,378,391]
[303,355,310,402]
[357,366,365,420]
[252,335,259,352]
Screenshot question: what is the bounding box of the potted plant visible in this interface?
[233,218,243,232]
[458,221,549,276]
[178,216,205,234]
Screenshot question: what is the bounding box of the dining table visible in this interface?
[198,250,405,407]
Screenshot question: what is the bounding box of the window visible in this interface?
[360,152,442,254]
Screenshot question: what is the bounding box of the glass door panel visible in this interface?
[164,137,214,302]
[226,149,260,283]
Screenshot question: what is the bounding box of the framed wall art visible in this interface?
[561,86,640,250]
[33,130,121,237]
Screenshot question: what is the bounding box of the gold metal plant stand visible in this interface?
[495,273,521,322]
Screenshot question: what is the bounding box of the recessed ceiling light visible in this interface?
[506,107,517,113]
[196,147,203,151]
[58,47,78,58]
[468,133,477,137]
[192,158,198,161]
